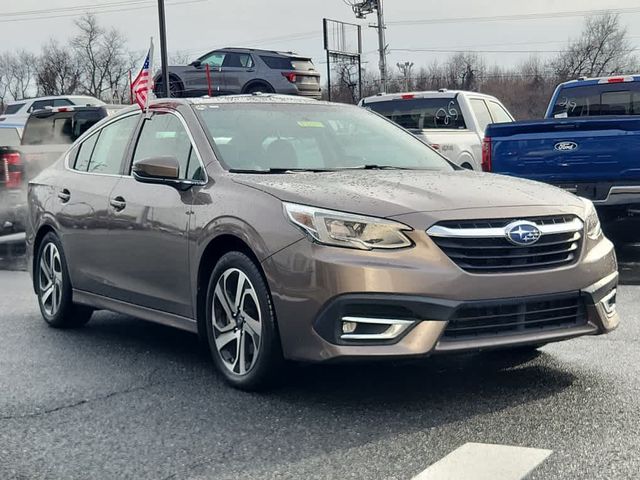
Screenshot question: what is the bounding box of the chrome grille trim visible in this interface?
[427,217,583,238]
[427,215,584,273]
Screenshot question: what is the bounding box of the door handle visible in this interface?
[110,196,126,211]
[58,189,71,203]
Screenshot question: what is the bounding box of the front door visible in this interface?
[191,51,226,95]
[105,110,206,318]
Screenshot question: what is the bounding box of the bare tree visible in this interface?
[170,50,192,65]
[72,14,132,101]
[4,51,37,99]
[552,13,636,79]
[36,40,81,96]
[330,61,360,104]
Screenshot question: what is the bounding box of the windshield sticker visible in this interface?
[297,121,325,128]
[434,101,459,126]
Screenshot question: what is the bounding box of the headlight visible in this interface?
[581,197,602,240]
[283,203,413,250]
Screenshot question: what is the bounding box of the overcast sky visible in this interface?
[1,0,640,72]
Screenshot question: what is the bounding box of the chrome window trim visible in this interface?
[64,110,142,177]
[133,108,209,185]
[427,217,584,238]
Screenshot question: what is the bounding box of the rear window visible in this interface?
[22,109,106,146]
[4,103,25,115]
[260,56,294,70]
[291,59,315,71]
[551,82,640,117]
[365,97,467,130]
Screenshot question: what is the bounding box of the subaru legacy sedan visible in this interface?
[26,95,619,390]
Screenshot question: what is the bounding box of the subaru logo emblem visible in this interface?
[505,221,542,246]
[554,141,578,152]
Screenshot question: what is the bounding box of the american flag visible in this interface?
[131,43,154,109]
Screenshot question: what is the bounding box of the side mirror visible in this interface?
[132,156,180,183]
[190,60,202,68]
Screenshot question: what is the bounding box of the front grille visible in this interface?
[442,293,587,341]
[428,215,583,273]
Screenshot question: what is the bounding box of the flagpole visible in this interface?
[145,38,155,114]
[157,0,170,98]
[128,70,133,104]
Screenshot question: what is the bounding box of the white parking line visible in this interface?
[412,443,552,480]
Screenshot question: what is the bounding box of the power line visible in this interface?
[387,6,640,26]
[0,0,207,24]
[391,48,565,54]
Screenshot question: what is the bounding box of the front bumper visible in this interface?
[263,231,619,362]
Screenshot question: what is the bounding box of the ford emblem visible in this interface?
[505,221,542,246]
[554,141,578,152]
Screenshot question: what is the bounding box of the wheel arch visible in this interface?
[195,234,266,343]
[241,79,275,94]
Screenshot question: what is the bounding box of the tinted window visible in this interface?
[470,99,493,132]
[4,103,25,115]
[29,100,54,113]
[196,103,452,172]
[260,56,293,70]
[53,99,73,107]
[201,52,226,68]
[22,110,106,146]
[365,97,467,130]
[133,112,203,180]
[222,53,253,68]
[488,101,513,123]
[291,59,315,71]
[74,133,99,171]
[551,82,640,117]
[87,114,139,174]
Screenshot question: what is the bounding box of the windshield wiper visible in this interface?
[340,164,422,171]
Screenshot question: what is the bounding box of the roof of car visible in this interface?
[558,74,640,88]
[5,95,102,106]
[148,94,325,108]
[361,90,498,103]
[203,47,308,58]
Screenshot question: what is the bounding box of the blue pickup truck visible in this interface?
[483,75,640,225]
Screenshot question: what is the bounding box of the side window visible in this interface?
[29,100,54,113]
[73,133,100,172]
[488,101,513,123]
[201,52,226,68]
[53,99,73,107]
[222,53,253,69]
[133,112,202,180]
[470,99,493,133]
[87,114,139,174]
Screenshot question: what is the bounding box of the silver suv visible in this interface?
[154,47,321,99]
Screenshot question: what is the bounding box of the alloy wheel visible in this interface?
[39,242,63,317]
[212,268,263,376]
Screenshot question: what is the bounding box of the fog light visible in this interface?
[602,289,617,317]
[342,321,357,334]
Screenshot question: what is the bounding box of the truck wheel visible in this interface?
[36,233,93,329]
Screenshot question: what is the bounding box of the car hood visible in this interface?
[231,170,585,218]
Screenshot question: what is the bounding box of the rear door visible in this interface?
[57,112,141,296]
[220,52,255,94]
[105,110,205,318]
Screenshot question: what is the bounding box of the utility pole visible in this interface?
[157,0,170,98]
[351,0,388,92]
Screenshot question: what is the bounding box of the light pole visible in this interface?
[351,0,388,93]
[157,0,170,98]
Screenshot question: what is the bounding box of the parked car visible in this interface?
[360,90,514,170]
[27,95,618,391]
[0,95,105,130]
[1,104,126,233]
[154,47,321,99]
[483,75,640,225]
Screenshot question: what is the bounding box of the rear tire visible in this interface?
[35,233,93,329]
[205,251,284,390]
[243,82,274,95]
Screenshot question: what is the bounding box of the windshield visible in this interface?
[364,97,467,130]
[195,103,452,172]
[551,82,640,117]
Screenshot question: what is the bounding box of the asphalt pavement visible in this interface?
[0,262,639,479]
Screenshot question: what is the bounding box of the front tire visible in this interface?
[205,252,284,390]
[36,233,92,329]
